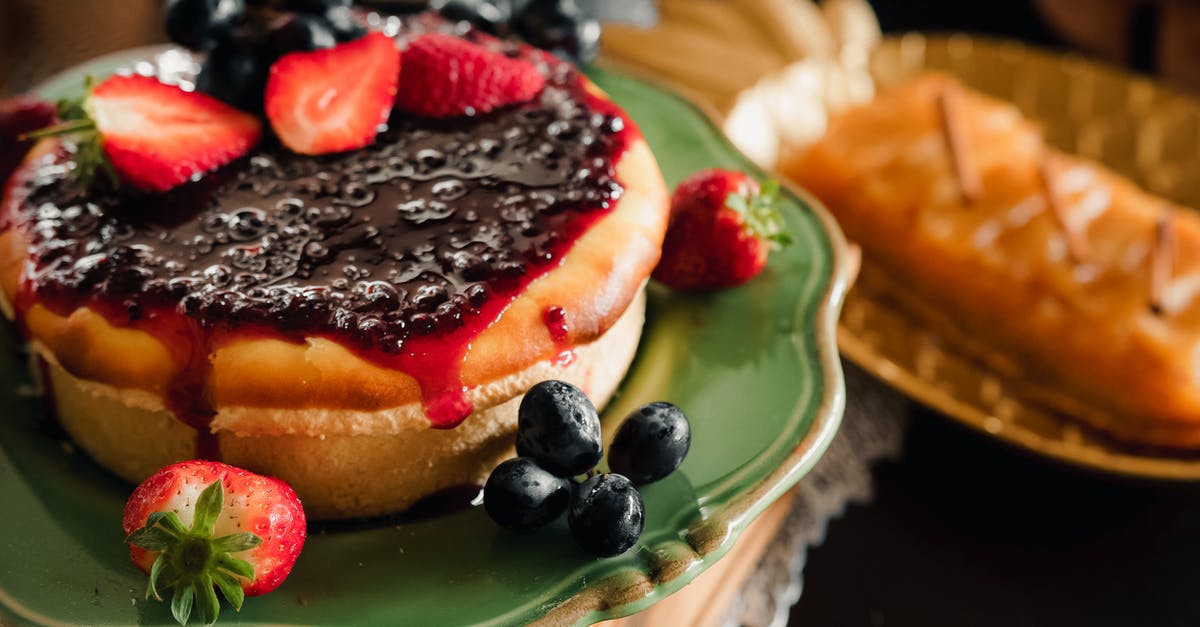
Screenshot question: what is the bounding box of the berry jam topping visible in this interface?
[6,17,631,437]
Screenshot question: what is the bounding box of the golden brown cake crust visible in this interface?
[42,291,646,518]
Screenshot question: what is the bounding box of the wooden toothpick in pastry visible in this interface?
[936,86,981,205]
[1037,157,1090,264]
[1151,209,1176,315]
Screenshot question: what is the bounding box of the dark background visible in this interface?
[790,364,1200,627]
[790,2,1200,626]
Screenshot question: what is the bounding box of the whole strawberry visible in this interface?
[123,461,306,626]
[652,169,790,291]
[395,33,546,118]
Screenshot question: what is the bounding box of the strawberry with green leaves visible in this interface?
[652,169,791,291]
[122,461,306,626]
[27,74,261,192]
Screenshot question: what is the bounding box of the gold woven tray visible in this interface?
[840,34,1200,479]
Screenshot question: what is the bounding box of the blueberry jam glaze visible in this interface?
[3,16,633,453]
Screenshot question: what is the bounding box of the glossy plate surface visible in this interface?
[0,49,850,625]
[836,34,1200,479]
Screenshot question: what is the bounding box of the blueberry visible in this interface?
[608,402,690,486]
[360,0,428,14]
[196,31,269,110]
[269,13,337,55]
[433,0,513,35]
[568,473,644,556]
[516,380,602,477]
[164,0,246,50]
[562,18,600,64]
[323,5,367,41]
[484,457,571,530]
[284,0,351,13]
[513,0,599,63]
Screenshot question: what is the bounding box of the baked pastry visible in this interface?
[785,73,1200,448]
[0,14,669,518]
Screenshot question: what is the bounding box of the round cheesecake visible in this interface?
[0,16,669,519]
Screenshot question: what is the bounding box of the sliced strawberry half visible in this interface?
[265,31,400,155]
[90,75,262,192]
[395,33,547,118]
[123,461,306,625]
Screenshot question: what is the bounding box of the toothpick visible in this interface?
[936,86,981,205]
[1037,157,1090,264]
[1151,209,1176,316]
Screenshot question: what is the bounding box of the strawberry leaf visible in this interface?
[725,178,791,249]
[56,76,94,122]
[212,532,262,553]
[147,554,168,601]
[72,132,117,190]
[171,585,194,626]
[126,526,178,551]
[215,554,256,580]
[195,573,220,626]
[190,481,223,536]
[212,570,246,611]
[148,511,188,536]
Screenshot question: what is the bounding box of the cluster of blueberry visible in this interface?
[484,381,691,557]
[164,0,368,109]
[427,0,602,64]
[163,0,606,113]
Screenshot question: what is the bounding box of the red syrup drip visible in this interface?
[151,313,222,459]
[1,12,635,435]
[542,305,575,367]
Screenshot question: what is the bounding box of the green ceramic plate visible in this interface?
[0,47,850,626]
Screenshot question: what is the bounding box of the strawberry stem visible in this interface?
[126,481,263,626]
[17,75,117,191]
[18,118,96,141]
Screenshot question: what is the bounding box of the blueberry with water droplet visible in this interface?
[433,0,513,35]
[513,0,600,63]
[269,13,337,55]
[195,29,269,110]
[323,5,367,42]
[608,402,690,486]
[568,473,644,556]
[484,457,571,530]
[283,0,350,13]
[164,0,245,51]
[516,380,601,477]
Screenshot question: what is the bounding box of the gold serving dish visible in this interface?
[839,33,1200,479]
[604,2,1200,478]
